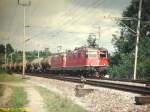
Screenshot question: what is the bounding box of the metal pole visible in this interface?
[57,45,62,53]
[4,43,7,70]
[22,6,26,78]
[18,0,31,78]
[98,26,101,47]
[133,0,142,80]
[38,46,40,59]
[10,53,13,64]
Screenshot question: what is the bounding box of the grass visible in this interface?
[0,70,22,82]
[0,86,28,112]
[35,86,88,112]
[9,87,28,112]
[0,84,4,97]
[0,70,28,112]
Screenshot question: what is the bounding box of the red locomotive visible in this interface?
[0,47,109,77]
[50,47,109,77]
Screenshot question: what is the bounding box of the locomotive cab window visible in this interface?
[100,51,107,58]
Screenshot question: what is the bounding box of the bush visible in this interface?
[108,53,134,80]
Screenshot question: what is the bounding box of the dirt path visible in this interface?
[26,79,91,111]
[14,74,90,111]
[0,82,26,87]
[0,81,47,112]
[25,86,47,112]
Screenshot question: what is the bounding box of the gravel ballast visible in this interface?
[17,74,150,112]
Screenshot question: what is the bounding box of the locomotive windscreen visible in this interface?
[100,51,107,58]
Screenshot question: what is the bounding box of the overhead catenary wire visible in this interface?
[26,0,105,40]
[21,0,135,53]
[55,0,135,36]
[56,0,106,34]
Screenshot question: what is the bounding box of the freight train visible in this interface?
[0,47,109,77]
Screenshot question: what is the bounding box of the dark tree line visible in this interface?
[0,43,51,64]
[0,44,14,54]
[109,0,150,80]
[0,44,14,64]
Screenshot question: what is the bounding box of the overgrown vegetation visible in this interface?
[0,70,22,82]
[36,86,88,112]
[0,84,4,97]
[9,87,28,112]
[108,0,150,80]
[0,71,28,112]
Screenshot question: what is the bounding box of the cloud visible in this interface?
[71,0,131,12]
[0,0,131,53]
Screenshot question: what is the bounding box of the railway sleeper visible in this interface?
[75,84,94,97]
[135,96,150,105]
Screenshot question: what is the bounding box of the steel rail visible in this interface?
[58,76,150,95]
[25,73,150,95]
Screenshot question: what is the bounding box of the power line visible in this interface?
[26,0,105,39]
[56,0,106,34]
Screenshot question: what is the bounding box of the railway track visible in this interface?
[64,77,150,94]
[102,78,150,84]
[21,73,150,104]
[25,73,150,95]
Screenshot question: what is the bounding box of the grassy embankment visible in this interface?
[36,86,88,112]
[0,70,28,112]
[0,70,21,82]
[0,85,4,97]
[8,87,28,112]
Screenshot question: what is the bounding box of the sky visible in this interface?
[0,0,131,53]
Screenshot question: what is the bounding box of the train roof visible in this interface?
[51,47,108,56]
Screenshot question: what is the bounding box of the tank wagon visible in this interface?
[31,58,43,72]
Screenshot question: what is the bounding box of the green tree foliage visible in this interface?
[0,43,14,55]
[87,34,98,48]
[137,37,150,79]
[109,53,134,79]
[0,43,14,64]
[0,44,5,54]
[6,44,14,55]
[109,0,150,80]
[26,50,51,61]
[0,43,52,64]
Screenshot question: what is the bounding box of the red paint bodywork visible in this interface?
[51,47,109,69]
[51,54,66,68]
[1,47,109,74]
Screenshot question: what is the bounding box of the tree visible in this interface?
[109,0,150,80]
[0,44,5,54]
[0,44,5,64]
[6,44,14,55]
[87,34,98,48]
[0,43,14,64]
[109,53,134,79]
[137,37,150,79]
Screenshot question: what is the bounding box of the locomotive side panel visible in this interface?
[66,50,86,68]
[51,54,66,69]
[85,49,100,66]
